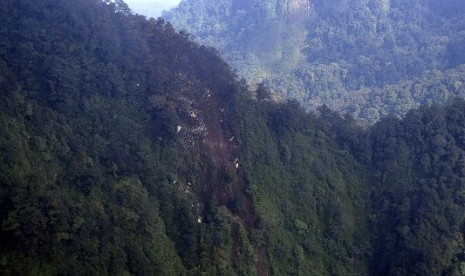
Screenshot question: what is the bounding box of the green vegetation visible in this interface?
[370,101,465,275]
[165,0,465,124]
[0,0,249,274]
[234,92,465,275]
[234,97,373,275]
[2,0,465,275]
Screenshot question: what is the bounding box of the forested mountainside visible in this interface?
[2,0,465,275]
[165,0,465,124]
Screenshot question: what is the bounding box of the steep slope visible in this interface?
[165,0,465,124]
[1,1,357,274]
[3,0,465,275]
[0,0,255,274]
[235,98,373,275]
[369,101,465,275]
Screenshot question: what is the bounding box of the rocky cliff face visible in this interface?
[279,0,313,21]
[248,0,313,21]
[165,0,312,88]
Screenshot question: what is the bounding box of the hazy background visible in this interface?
[124,0,181,18]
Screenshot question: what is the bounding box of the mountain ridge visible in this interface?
[2,0,465,275]
[165,0,465,124]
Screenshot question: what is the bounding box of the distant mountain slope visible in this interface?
[3,0,465,275]
[165,0,465,124]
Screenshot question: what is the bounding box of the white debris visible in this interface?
[234,158,240,169]
[177,125,182,133]
[136,83,140,87]
[190,111,197,118]
[188,182,192,186]
[229,136,235,142]
[197,216,202,223]
[192,125,207,135]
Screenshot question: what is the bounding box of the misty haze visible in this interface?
[1,0,465,275]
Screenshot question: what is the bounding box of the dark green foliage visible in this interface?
[0,0,246,274]
[234,96,373,275]
[3,0,465,275]
[234,92,465,275]
[370,100,465,275]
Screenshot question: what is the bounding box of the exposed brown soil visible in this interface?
[193,87,256,229]
[175,85,268,274]
[258,245,272,276]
